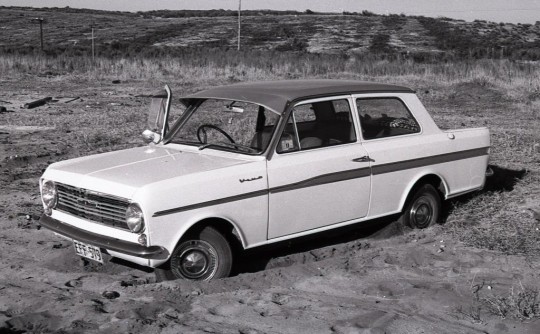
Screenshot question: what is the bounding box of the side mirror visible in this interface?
[142,129,161,144]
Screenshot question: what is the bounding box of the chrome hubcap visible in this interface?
[181,250,208,276]
[410,197,433,228]
[172,240,218,280]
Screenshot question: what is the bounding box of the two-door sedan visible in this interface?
[39,80,490,280]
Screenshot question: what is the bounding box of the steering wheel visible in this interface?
[196,124,235,144]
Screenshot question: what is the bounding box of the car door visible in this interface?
[266,96,372,240]
[354,93,440,217]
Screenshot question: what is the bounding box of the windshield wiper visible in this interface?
[198,142,259,153]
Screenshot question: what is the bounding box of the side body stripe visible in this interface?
[152,147,489,217]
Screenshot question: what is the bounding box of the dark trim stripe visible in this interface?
[270,167,371,194]
[372,147,489,175]
[153,189,269,217]
[153,147,489,217]
[152,168,370,217]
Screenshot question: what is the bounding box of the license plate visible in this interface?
[73,240,103,263]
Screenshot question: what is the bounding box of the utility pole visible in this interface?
[31,17,45,52]
[91,23,95,62]
[237,0,241,51]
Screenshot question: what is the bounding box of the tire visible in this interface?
[398,184,441,229]
[155,226,233,282]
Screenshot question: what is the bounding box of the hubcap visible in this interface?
[410,197,433,228]
[172,240,218,280]
[181,250,208,276]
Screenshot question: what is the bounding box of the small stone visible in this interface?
[102,291,120,299]
[65,279,82,288]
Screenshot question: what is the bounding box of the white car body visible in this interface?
[39,80,490,272]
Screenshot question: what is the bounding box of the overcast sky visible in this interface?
[1,0,539,24]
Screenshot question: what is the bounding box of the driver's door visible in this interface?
[266,96,372,239]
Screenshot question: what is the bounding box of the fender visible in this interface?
[397,171,449,212]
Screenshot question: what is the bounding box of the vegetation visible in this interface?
[2,7,540,60]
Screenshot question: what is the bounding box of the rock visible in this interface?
[102,291,120,299]
[65,279,82,288]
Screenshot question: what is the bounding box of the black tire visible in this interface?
[398,184,441,229]
[155,226,233,282]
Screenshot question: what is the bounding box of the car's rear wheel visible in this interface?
[155,226,232,282]
[399,184,441,229]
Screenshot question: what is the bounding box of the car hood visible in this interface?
[43,145,252,198]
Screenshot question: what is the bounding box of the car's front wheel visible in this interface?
[399,183,441,229]
[155,226,232,282]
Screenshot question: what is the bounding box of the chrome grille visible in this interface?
[56,183,129,230]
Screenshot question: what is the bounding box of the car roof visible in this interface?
[181,79,414,113]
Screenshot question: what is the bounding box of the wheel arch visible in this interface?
[177,216,246,251]
[399,173,448,212]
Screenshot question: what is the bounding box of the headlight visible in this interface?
[41,180,57,215]
[126,203,145,233]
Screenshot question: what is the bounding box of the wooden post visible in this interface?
[39,19,43,51]
[32,18,45,52]
[91,24,95,62]
[237,0,241,51]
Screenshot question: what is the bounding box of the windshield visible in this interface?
[168,99,280,155]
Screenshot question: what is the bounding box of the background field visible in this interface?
[0,6,539,334]
[2,6,540,60]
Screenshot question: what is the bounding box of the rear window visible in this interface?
[356,98,420,140]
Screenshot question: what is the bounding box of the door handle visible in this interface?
[352,156,374,162]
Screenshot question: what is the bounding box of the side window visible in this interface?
[356,98,420,140]
[277,98,357,153]
[276,113,299,153]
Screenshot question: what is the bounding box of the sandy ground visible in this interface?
[1,78,539,333]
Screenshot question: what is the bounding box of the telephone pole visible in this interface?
[31,17,45,52]
[237,0,241,51]
[91,23,95,62]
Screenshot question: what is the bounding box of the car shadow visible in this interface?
[231,215,402,276]
[440,164,527,223]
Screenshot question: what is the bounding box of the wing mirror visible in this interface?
[142,129,161,144]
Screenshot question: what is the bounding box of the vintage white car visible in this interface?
[39,80,490,281]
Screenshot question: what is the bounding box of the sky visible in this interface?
[1,0,540,24]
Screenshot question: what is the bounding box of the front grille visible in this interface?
[56,183,130,230]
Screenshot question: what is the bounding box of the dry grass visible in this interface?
[459,281,540,322]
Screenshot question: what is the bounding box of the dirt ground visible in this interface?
[0,77,539,333]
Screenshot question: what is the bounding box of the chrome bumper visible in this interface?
[39,214,169,260]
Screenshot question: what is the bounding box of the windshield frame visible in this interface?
[163,98,282,156]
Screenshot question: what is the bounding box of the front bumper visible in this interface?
[39,214,169,260]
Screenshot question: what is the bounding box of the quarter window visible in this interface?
[356,98,420,140]
[277,99,356,153]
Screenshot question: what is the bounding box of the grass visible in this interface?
[459,281,540,323]
[2,7,540,60]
